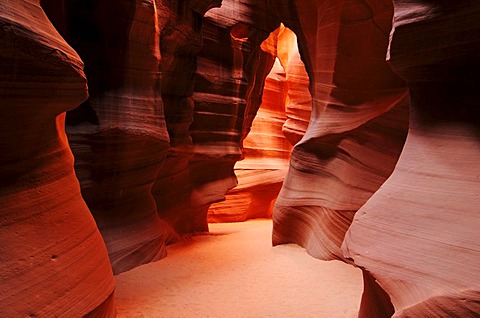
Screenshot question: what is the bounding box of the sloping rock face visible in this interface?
[208,54,290,222]
[342,2,480,317]
[157,0,282,228]
[152,0,229,235]
[272,0,409,261]
[42,0,171,274]
[41,0,282,272]
[0,1,115,316]
[208,25,311,222]
[278,25,312,146]
[4,0,478,316]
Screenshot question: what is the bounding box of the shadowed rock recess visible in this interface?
[0,1,115,316]
[1,0,478,317]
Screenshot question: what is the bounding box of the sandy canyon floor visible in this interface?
[115,219,363,317]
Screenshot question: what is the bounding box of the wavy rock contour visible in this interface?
[41,0,171,274]
[156,0,281,229]
[208,25,311,222]
[0,1,116,316]
[272,0,409,261]
[343,1,480,316]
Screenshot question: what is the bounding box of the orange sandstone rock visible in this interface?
[43,0,171,274]
[272,0,409,262]
[208,56,289,222]
[0,0,115,316]
[208,25,312,223]
[277,25,312,146]
[160,0,281,227]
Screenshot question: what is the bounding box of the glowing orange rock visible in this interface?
[208,56,289,222]
[277,25,312,146]
[272,0,409,262]
[209,25,312,222]
[157,0,282,228]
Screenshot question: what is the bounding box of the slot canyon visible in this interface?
[0,0,479,317]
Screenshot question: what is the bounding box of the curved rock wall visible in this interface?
[278,25,312,146]
[208,25,311,222]
[208,53,289,223]
[158,0,281,228]
[0,1,116,316]
[39,0,282,272]
[42,0,171,274]
[3,0,479,316]
[153,0,224,235]
[272,0,409,261]
[342,1,480,316]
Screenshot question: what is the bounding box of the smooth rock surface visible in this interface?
[208,25,311,223]
[3,1,479,317]
[42,0,171,275]
[272,0,409,262]
[0,1,116,316]
[160,0,281,229]
[343,2,480,316]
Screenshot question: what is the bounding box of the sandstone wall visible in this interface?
[343,1,480,316]
[2,1,479,317]
[208,25,311,222]
[152,0,283,233]
[272,0,409,261]
[42,0,175,274]
[0,1,115,316]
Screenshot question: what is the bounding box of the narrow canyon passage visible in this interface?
[115,219,362,317]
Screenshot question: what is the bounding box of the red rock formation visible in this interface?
[152,0,222,235]
[0,0,115,316]
[208,56,289,222]
[208,25,311,222]
[156,0,281,229]
[8,1,479,316]
[343,1,480,316]
[40,0,282,273]
[42,0,171,274]
[277,25,312,146]
[272,0,409,262]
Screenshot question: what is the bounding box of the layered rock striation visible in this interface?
[152,0,226,235]
[40,0,283,272]
[208,55,290,222]
[272,0,409,261]
[0,1,116,316]
[343,1,480,316]
[42,0,171,274]
[161,0,283,226]
[3,0,479,317]
[208,25,311,222]
[39,0,283,273]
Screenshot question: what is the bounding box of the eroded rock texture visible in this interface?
[3,0,478,316]
[38,0,283,274]
[272,0,410,261]
[208,53,289,222]
[208,25,311,222]
[41,0,283,272]
[41,0,171,274]
[0,1,115,316]
[277,25,312,146]
[152,0,225,235]
[157,0,282,227]
[343,2,480,316]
